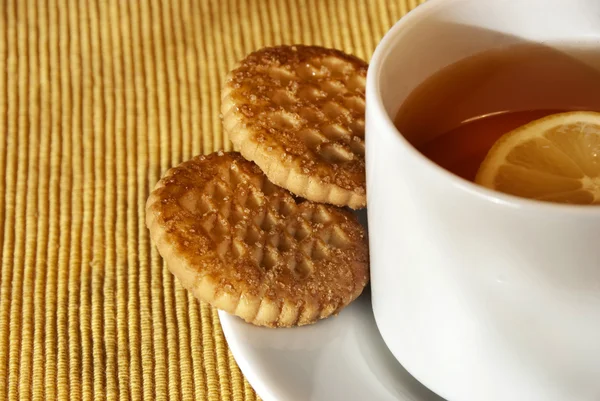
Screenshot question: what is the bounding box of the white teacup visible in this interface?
[365,1,600,400]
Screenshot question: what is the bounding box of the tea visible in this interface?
[417,109,563,181]
[394,43,600,181]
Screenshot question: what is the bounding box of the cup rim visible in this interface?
[366,0,600,216]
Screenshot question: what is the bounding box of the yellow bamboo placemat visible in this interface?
[0,0,423,399]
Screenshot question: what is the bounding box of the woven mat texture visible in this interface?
[0,0,423,399]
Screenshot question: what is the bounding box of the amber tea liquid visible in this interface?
[394,43,600,182]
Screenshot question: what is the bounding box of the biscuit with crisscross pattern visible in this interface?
[146,152,369,327]
[222,45,367,209]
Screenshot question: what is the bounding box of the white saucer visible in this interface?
[219,289,445,401]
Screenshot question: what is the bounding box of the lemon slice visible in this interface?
[475,111,600,205]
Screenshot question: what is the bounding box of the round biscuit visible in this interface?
[145,151,370,327]
[222,45,368,209]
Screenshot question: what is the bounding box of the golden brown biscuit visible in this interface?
[146,151,369,327]
[222,45,367,209]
